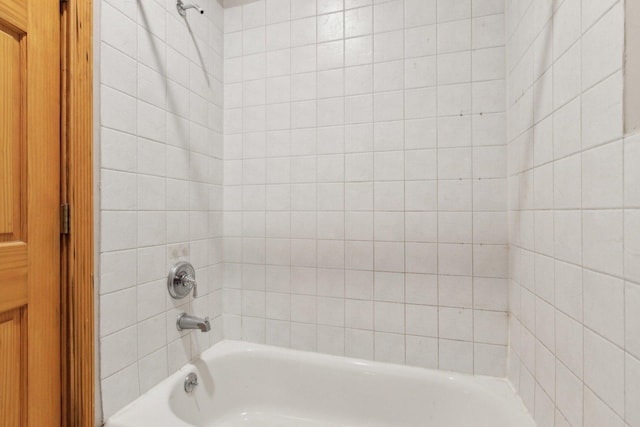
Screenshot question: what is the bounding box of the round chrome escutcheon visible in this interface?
[167,261,196,299]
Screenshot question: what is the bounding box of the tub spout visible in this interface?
[177,313,211,332]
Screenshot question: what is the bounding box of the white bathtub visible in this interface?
[105,341,535,427]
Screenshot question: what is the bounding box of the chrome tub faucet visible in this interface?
[176,313,211,332]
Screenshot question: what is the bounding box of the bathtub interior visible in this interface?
[108,341,535,427]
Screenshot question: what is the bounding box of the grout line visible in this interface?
[342,0,347,357]
[434,0,440,371]
[578,1,586,418]
[314,0,319,354]
[371,0,376,362]
[400,0,407,365]
[287,0,293,351]
[470,0,475,375]
[262,2,268,345]
[549,4,559,421]
[238,0,245,344]
[622,122,628,425]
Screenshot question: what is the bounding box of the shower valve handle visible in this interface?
[168,262,198,300]
[178,272,197,298]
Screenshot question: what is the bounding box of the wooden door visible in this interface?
[0,0,61,426]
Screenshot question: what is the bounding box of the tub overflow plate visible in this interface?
[184,372,198,393]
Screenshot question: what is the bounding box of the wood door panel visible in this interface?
[0,243,26,313]
[0,16,28,423]
[0,0,61,425]
[0,25,24,241]
[0,308,25,427]
[0,0,26,30]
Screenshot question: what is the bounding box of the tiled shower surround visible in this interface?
[506,0,640,426]
[98,0,224,418]
[222,0,509,374]
[97,0,640,424]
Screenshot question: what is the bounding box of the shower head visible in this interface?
[177,0,204,16]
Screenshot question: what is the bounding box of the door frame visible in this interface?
[60,0,94,425]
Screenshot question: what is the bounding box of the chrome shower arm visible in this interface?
[177,0,204,16]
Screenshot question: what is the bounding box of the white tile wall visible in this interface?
[506,0,640,425]
[222,0,508,375]
[98,0,224,419]
[97,0,640,423]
